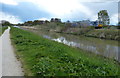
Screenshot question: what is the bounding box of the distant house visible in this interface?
[71,23,78,27]
[50,18,61,22]
[66,20,104,28]
[69,20,91,27]
[90,20,103,27]
[90,21,98,26]
[55,18,61,22]
[79,20,91,27]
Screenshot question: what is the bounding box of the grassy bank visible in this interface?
[10,27,119,76]
[0,26,8,36]
[85,29,120,41]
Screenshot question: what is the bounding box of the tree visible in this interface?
[50,18,54,22]
[118,22,120,26]
[65,20,71,27]
[1,20,11,26]
[66,20,70,23]
[32,20,44,25]
[98,10,110,25]
[45,20,49,23]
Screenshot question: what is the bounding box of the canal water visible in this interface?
[20,27,120,62]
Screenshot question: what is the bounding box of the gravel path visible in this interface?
[1,27,24,76]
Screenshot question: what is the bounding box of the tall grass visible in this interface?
[10,27,120,76]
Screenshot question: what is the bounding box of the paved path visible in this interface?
[0,27,24,76]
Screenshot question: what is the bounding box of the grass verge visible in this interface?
[0,26,8,36]
[10,27,120,76]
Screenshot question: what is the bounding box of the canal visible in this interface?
[20,26,120,62]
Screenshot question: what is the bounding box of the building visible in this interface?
[67,20,104,28]
[50,18,61,22]
[71,20,91,27]
[90,20,103,27]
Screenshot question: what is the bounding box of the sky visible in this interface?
[0,0,119,25]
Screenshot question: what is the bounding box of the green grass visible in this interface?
[0,26,8,36]
[10,27,120,76]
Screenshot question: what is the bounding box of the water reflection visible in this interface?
[43,35,119,62]
[13,26,21,28]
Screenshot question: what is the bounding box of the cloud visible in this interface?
[0,0,118,6]
[38,18,50,21]
[90,15,98,21]
[110,13,119,25]
[26,0,94,22]
[2,2,51,22]
[0,0,118,5]
[1,0,94,21]
[23,0,118,22]
[0,0,18,5]
[1,0,105,17]
[30,0,92,16]
[1,0,118,24]
[0,12,22,24]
